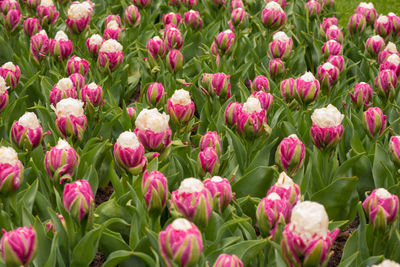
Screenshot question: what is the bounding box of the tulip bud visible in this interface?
[322,40,342,57]
[45,213,66,234]
[184,10,202,31]
[80,82,103,107]
[1,226,36,267]
[200,131,222,156]
[203,176,232,213]
[146,83,166,108]
[170,178,213,227]
[280,78,295,102]
[50,31,73,60]
[306,0,321,18]
[0,146,24,193]
[167,89,195,125]
[142,170,168,214]
[375,15,392,39]
[251,91,273,112]
[55,98,87,140]
[49,78,77,106]
[327,55,345,72]
[375,69,397,99]
[26,0,40,11]
[214,30,235,57]
[269,58,285,78]
[267,172,301,206]
[0,62,20,89]
[63,180,94,221]
[251,75,270,92]
[4,9,21,34]
[363,107,387,138]
[281,201,339,267]
[310,104,344,150]
[211,72,231,99]
[126,106,136,121]
[349,82,373,109]
[231,0,243,9]
[37,0,59,25]
[225,102,242,127]
[348,13,366,35]
[256,193,290,237]
[390,136,400,166]
[275,134,305,175]
[98,39,124,71]
[317,62,340,90]
[378,42,399,64]
[44,139,79,183]
[366,35,386,57]
[295,72,320,105]
[124,5,140,27]
[162,12,181,27]
[104,15,121,27]
[237,96,270,138]
[326,25,343,43]
[269,31,293,60]
[363,188,399,231]
[230,8,248,29]
[182,0,198,8]
[320,16,338,35]
[159,218,203,267]
[11,112,44,151]
[355,2,377,25]
[213,254,243,267]
[372,260,400,267]
[69,73,85,91]
[166,49,183,73]
[164,25,183,50]
[0,78,8,113]
[103,20,123,41]
[261,2,286,30]
[133,0,152,8]
[1,0,19,14]
[146,36,167,61]
[23,17,42,37]
[66,2,91,33]
[86,34,104,56]
[198,147,220,176]
[67,56,89,77]
[389,13,400,37]
[134,108,172,152]
[380,54,400,77]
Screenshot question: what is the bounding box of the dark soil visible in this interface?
[328,216,359,267]
[90,251,106,267]
[94,183,114,208]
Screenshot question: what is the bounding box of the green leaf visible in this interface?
[233,166,276,198]
[71,227,103,267]
[103,250,134,267]
[223,239,268,265]
[372,143,395,188]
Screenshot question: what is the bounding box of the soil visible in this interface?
[89,251,106,267]
[328,216,360,267]
[94,183,114,208]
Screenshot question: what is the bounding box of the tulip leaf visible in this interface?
[233,166,276,198]
[102,250,134,267]
[372,143,395,188]
[337,252,359,267]
[71,227,103,267]
[222,239,268,265]
[43,233,59,267]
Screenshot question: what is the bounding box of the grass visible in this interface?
[335,0,400,27]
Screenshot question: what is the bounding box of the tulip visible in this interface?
[378,42,399,64]
[66,2,91,33]
[182,0,198,8]
[69,73,85,91]
[317,0,334,9]
[348,13,366,35]
[80,82,103,107]
[164,25,183,50]
[86,34,104,56]
[0,146,24,193]
[317,62,340,90]
[380,54,400,77]
[355,2,377,25]
[310,104,344,150]
[159,218,203,267]
[281,201,339,267]
[126,106,136,121]
[166,49,183,73]
[251,91,273,111]
[23,17,42,37]
[374,15,392,39]
[103,20,123,41]
[134,108,172,152]
[184,10,202,31]
[26,0,40,11]
[146,36,167,61]
[50,31,73,60]
[45,213,66,234]
[267,172,301,206]
[280,78,295,102]
[237,96,270,138]
[4,9,21,34]
[306,0,321,18]
[322,40,342,57]
[256,193,290,237]
[375,69,397,99]
[198,147,220,176]
[390,136,400,166]
[124,5,140,27]
[162,12,181,27]
[98,39,124,71]
[1,0,19,14]
[230,0,243,10]
[295,72,320,105]
[67,56,89,77]
[269,58,285,78]
[0,62,20,89]
[44,139,79,183]
[37,0,59,25]
[167,89,195,125]
[389,12,400,37]
[200,132,222,156]
[349,82,373,109]
[214,30,235,57]
[142,170,168,214]
[213,254,243,267]
[49,78,77,106]
[104,14,121,27]
[146,83,166,108]
[201,73,213,93]
[225,102,242,127]
[363,188,398,231]
[366,35,386,57]
[0,78,8,113]
[133,0,152,8]
[327,55,344,72]
[230,8,248,29]
[170,178,213,227]
[326,25,343,43]
[11,112,44,151]
[275,135,305,175]
[251,75,270,92]
[265,0,286,8]
[114,131,147,175]
[261,2,286,30]
[363,107,387,138]
[320,16,338,35]
[269,31,293,60]
[55,98,87,140]
[211,72,231,99]
[1,226,36,267]
[63,180,94,221]
[372,260,400,267]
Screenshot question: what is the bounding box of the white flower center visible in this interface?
[272,31,290,42]
[171,218,193,231]
[387,54,400,66]
[386,42,398,53]
[224,29,233,34]
[265,1,283,11]
[377,15,389,24]
[68,3,90,20]
[178,178,204,193]
[276,172,295,189]
[371,35,384,42]
[170,89,191,105]
[116,131,140,149]
[89,34,103,46]
[267,192,281,200]
[87,82,98,90]
[40,0,54,7]
[358,2,374,9]
[100,39,123,53]
[55,139,71,149]
[0,147,18,165]
[0,77,7,95]
[18,112,40,129]
[371,260,400,267]
[301,71,316,82]
[242,96,262,114]
[288,134,298,139]
[211,176,223,182]
[57,78,73,90]
[56,98,84,117]
[375,188,392,199]
[322,62,336,71]
[55,31,69,41]
[106,20,119,30]
[2,62,16,71]
[388,13,397,17]
[39,30,47,36]
[135,108,170,133]
[311,104,344,128]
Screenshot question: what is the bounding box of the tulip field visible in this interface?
[1,0,400,265]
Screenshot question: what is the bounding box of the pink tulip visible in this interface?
[349,82,373,109]
[355,2,377,25]
[124,5,140,27]
[11,112,44,151]
[1,226,36,267]
[63,180,94,221]
[0,146,24,193]
[365,35,386,57]
[86,34,104,56]
[23,17,42,37]
[348,13,366,35]
[67,56,89,76]
[49,78,77,106]
[114,131,147,175]
[184,10,202,31]
[261,1,286,30]
[363,107,387,138]
[80,82,103,106]
[275,135,305,175]
[250,75,270,92]
[280,78,295,102]
[0,62,20,89]
[142,170,168,213]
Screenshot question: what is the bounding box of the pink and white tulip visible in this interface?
[211,72,231,99]
[326,25,343,43]
[349,82,373,109]
[380,54,400,77]
[348,13,366,35]
[225,102,242,127]
[167,89,195,125]
[320,16,338,35]
[327,55,344,72]
[251,91,273,112]
[124,5,140,27]
[103,20,123,41]
[269,31,293,60]
[98,39,124,71]
[251,75,270,92]
[280,78,295,102]
[295,72,320,105]
[237,96,270,138]
[267,172,301,206]
[80,82,103,107]
[305,0,321,18]
[213,254,243,267]
[378,42,399,64]
[374,15,392,39]
[0,146,24,193]
[375,69,397,99]
[114,131,147,175]
[214,30,235,57]
[104,14,121,27]
[1,0,19,14]
[162,12,181,27]
[4,9,21,34]
[23,17,42,37]
[146,82,166,108]
[200,131,222,156]
[355,2,377,25]
[275,135,305,175]
[50,78,77,106]
[0,62,20,89]
[198,147,220,176]
[184,10,202,31]
[363,107,387,138]
[166,49,183,73]
[261,2,286,30]
[37,0,59,25]
[50,31,73,60]
[1,226,36,267]
[322,40,342,57]
[164,25,183,50]
[66,2,91,33]
[11,112,44,151]
[230,8,248,30]
[142,170,168,213]
[69,73,85,91]
[269,58,285,78]
[0,78,8,113]
[390,136,400,166]
[55,98,87,140]
[63,180,94,221]
[146,36,167,60]
[317,62,340,90]
[366,35,386,57]
[67,56,89,77]
[389,12,400,37]
[86,34,104,56]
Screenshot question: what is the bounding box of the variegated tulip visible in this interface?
[124,5,140,27]
[50,31,73,60]
[0,77,8,113]
[349,82,373,109]
[269,31,293,60]
[167,89,195,125]
[355,2,377,25]
[104,20,123,41]
[50,78,77,106]
[327,55,344,72]
[230,8,248,29]
[133,0,152,8]
[146,36,167,60]
[237,96,270,138]
[63,179,94,221]
[269,58,285,78]
[380,54,400,77]
[142,170,168,214]
[26,0,40,11]
[162,12,181,27]
[326,25,343,43]
[0,62,20,89]
[126,106,136,121]
[198,147,220,176]
[37,0,59,25]
[67,56,89,77]
[159,218,203,267]
[261,2,286,30]
[251,75,270,92]
[372,260,400,267]
[214,30,235,57]
[184,10,202,31]
[4,9,21,34]
[320,16,338,35]
[375,69,397,99]
[146,83,166,108]
[389,13,400,37]
[80,82,103,107]
[164,25,183,50]
[295,72,320,105]
[213,254,243,267]
[251,91,273,112]
[86,34,104,56]
[55,98,87,140]
[231,0,243,10]
[280,78,295,102]
[69,73,85,91]
[363,107,387,138]
[114,131,147,175]
[1,226,36,267]
[211,72,231,99]
[305,0,321,18]
[348,13,366,35]
[98,39,124,71]
[200,132,222,156]
[23,17,42,37]
[378,42,399,64]
[317,62,339,90]
[322,40,342,57]
[0,146,24,193]
[275,135,305,175]
[267,172,301,206]
[225,102,242,127]
[310,104,344,150]
[390,136,400,166]
[366,35,386,57]
[166,49,183,73]
[11,112,44,151]
[104,14,121,27]
[375,15,392,39]
[1,0,19,14]
[66,2,91,33]
[45,213,66,234]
